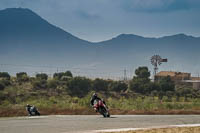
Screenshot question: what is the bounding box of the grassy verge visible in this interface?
[1,107,200,117]
[103,126,200,133]
[2,92,200,117]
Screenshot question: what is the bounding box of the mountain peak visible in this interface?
[0,7,90,46]
[160,33,196,39]
[176,33,186,36]
[173,33,188,37]
[0,8,44,25]
[0,8,50,36]
[116,34,144,39]
[0,8,35,15]
[2,7,31,11]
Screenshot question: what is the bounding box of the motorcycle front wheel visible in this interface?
[100,107,110,117]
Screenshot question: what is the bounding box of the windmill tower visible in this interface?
[151,55,168,79]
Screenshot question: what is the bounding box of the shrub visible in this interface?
[32,80,47,90]
[108,81,128,92]
[129,78,150,94]
[92,78,109,92]
[5,87,18,104]
[0,79,10,86]
[0,79,11,91]
[0,81,5,90]
[47,79,59,89]
[66,77,91,97]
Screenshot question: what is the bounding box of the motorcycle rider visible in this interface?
[90,93,107,112]
[26,104,32,116]
[26,104,39,116]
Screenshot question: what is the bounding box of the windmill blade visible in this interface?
[161,58,168,62]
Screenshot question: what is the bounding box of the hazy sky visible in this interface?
[0,0,200,42]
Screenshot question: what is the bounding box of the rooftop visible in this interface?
[156,71,190,77]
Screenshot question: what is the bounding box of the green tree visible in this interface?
[129,66,151,94]
[53,71,73,80]
[65,71,73,78]
[0,72,10,80]
[147,82,160,94]
[156,76,175,101]
[135,66,150,79]
[66,77,91,97]
[16,72,29,82]
[92,78,109,92]
[36,73,48,80]
[159,76,175,92]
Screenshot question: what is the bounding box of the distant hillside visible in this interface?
[0,8,91,45]
[96,33,200,71]
[0,8,200,77]
[0,8,96,68]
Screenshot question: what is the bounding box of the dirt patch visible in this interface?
[103,126,200,133]
[109,109,200,115]
[0,108,96,117]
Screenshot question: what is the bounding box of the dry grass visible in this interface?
[104,126,200,133]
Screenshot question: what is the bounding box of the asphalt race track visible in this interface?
[1,115,200,133]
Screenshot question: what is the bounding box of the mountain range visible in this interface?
[0,8,200,78]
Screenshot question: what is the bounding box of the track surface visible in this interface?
[1,115,200,133]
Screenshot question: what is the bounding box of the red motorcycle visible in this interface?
[93,100,110,117]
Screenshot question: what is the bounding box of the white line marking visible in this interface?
[24,116,49,119]
[95,124,200,132]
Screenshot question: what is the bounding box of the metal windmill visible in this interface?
[151,55,167,76]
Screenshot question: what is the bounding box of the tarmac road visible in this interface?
[1,115,200,133]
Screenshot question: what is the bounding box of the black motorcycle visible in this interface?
[26,106,40,116]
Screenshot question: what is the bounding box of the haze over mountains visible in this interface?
[0,8,200,78]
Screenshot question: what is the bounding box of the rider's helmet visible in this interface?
[26,104,31,108]
[92,92,97,98]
